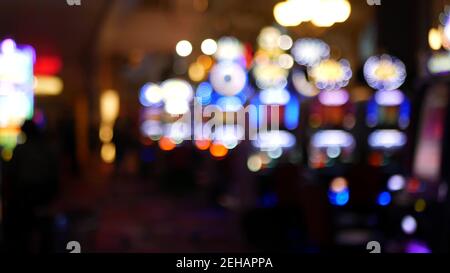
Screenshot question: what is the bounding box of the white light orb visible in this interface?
[201,39,218,56]
[387,175,406,192]
[139,83,163,106]
[176,40,193,57]
[292,38,330,67]
[257,26,282,51]
[210,62,247,96]
[278,34,293,51]
[215,37,244,62]
[401,215,417,235]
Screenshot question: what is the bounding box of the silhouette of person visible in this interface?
[3,120,59,253]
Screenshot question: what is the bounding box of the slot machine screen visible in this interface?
[413,83,449,183]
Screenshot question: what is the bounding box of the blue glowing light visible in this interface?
[249,97,261,130]
[216,96,243,112]
[377,191,392,206]
[196,82,213,105]
[399,98,411,128]
[285,94,300,130]
[139,83,163,107]
[328,189,350,206]
[366,99,378,126]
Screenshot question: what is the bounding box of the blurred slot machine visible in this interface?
[289,38,357,181]
[306,58,355,197]
[363,55,410,208]
[410,72,449,253]
[0,39,35,154]
[0,38,35,225]
[245,27,301,207]
[139,79,194,151]
[303,53,370,249]
[186,37,253,204]
[139,78,196,191]
[248,27,299,171]
[196,37,251,159]
[416,56,450,196]
[402,10,450,252]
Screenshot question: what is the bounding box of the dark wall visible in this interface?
[376,0,431,88]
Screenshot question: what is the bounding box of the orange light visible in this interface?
[210,143,228,158]
[330,177,348,193]
[159,137,176,151]
[195,139,211,151]
[197,55,214,70]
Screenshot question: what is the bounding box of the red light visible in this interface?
[244,43,254,69]
[34,56,62,75]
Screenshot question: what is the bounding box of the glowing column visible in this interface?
[99,89,120,163]
[0,38,35,154]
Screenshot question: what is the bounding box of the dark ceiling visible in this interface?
[0,0,110,59]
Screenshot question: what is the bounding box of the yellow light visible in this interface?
[0,127,20,148]
[257,27,282,51]
[428,28,442,51]
[101,143,116,163]
[99,124,113,142]
[275,0,351,28]
[273,1,303,27]
[415,199,427,213]
[311,0,336,28]
[188,62,206,82]
[290,0,317,22]
[1,148,13,161]
[333,0,351,23]
[247,155,263,172]
[310,59,345,82]
[374,61,398,81]
[100,90,120,125]
[34,75,63,95]
[311,0,351,27]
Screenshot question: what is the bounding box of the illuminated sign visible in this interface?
[427,52,450,75]
[368,129,407,150]
[0,39,35,148]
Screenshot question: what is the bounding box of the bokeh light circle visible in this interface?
[210,61,247,96]
[364,55,407,91]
